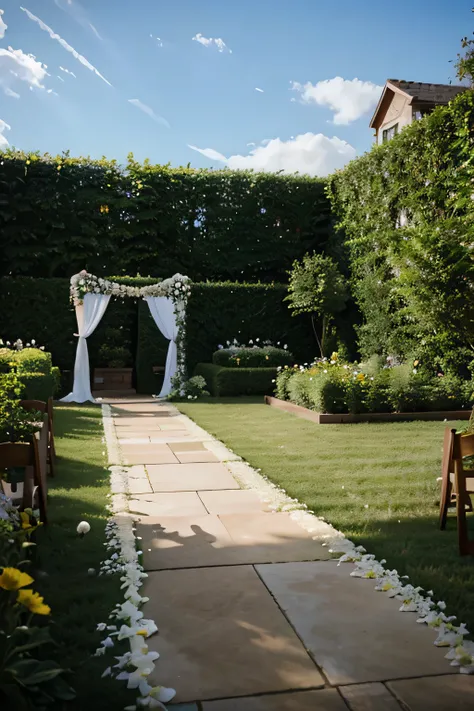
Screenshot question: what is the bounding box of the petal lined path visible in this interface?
[108,399,474,710]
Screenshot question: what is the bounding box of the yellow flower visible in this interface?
[414,360,420,366]
[265,355,269,360]
[331,352,339,361]
[0,567,34,591]
[20,511,42,533]
[17,589,51,615]
[356,373,365,382]
[100,204,109,214]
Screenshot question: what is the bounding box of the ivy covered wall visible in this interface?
[0,152,332,283]
[327,90,474,374]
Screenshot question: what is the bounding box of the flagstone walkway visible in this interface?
[109,400,474,710]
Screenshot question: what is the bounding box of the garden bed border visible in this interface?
[264,396,471,424]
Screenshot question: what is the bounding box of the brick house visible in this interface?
[370,79,466,144]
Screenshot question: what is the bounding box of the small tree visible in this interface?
[285,253,348,357]
[454,8,474,85]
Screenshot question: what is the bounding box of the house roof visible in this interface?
[369,79,466,129]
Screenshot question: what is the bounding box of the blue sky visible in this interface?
[0,0,471,175]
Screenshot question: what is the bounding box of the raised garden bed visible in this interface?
[264,395,471,424]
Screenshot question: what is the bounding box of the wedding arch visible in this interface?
[61,271,191,403]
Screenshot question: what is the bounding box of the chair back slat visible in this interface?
[0,441,34,468]
[20,399,47,414]
[452,433,474,460]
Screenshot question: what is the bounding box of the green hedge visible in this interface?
[17,371,60,401]
[195,363,277,396]
[327,90,474,374]
[0,151,332,283]
[212,345,294,368]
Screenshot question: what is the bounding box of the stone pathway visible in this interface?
[109,400,474,710]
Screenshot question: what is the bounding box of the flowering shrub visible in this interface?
[275,353,474,414]
[0,372,41,443]
[169,375,209,401]
[0,341,59,401]
[213,338,293,369]
[0,497,74,708]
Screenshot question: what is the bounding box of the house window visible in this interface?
[413,110,423,121]
[382,124,398,143]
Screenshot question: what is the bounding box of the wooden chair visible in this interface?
[20,397,56,477]
[439,428,474,530]
[0,425,48,524]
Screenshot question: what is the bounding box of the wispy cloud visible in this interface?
[188,133,356,177]
[59,65,77,78]
[255,87,264,93]
[128,99,170,128]
[0,46,47,98]
[0,118,11,148]
[149,34,163,47]
[57,75,65,82]
[187,145,227,162]
[192,33,232,53]
[54,0,103,40]
[20,7,112,86]
[0,9,7,39]
[291,77,382,125]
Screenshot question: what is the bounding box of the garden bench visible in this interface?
[0,412,49,524]
[439,427,474,555]
[20,397,56,477]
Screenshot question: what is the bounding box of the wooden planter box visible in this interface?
[93,367,134,392]
[264,395,472,424]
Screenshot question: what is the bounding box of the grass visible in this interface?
[34,406,134,711]
[178,397,474,633]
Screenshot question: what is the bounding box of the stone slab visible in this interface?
[199,490,271,515]
[220,513,330,562]
[129,492,208,517]
[256,562,449,685]
[149,432,192,441]
[203,690,348,711]
[147,463,240,492]
[117,437,151,444]
[340,683,402,710]
[138,512,330,569]
[142,566,324,702]
[127,465,153,494]
[114,418,162,429]
[158,421,188,431]
[169,442,206,452]
[388,675,474,710]
[176,451,219,463]
[121,444,178,465]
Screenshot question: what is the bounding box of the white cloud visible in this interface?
[0,118,11,148]
[0,9,7,39]
[255,87,264,93]
[57,75,65,82]
[59,65,77,78]
[291,77,382,125]
[0,46,47,98]
[128,99,170,128]
[150,34,163,46]
[20,7,112,86]
[192,33,232,53]
[188,145,227,162]
[189,133,356,177]
[247,142,256,147]
[89,22,102,40]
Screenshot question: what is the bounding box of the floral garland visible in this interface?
[69,270,191,306]
[69,271,191,395]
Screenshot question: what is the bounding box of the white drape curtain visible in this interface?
[61,293,111,403]
[145,296,178,398]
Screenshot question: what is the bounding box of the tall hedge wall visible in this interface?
[0,151,332,283]
[0,278,331,394]
[327,90,474,374]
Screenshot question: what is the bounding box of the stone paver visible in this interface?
[169,442,206,452]
[142,566,325,702]
[149,432,192,441]
[256,561,449,685]
[175,451,219,463]
[138,513,330,569]
[387,675,474,710]
[130,492,208,517]
[121,444,178,465]
[339,683,402,710]
[146,463,240,492]
[114,418,162,429]
[127,465,153,494]
[203,689,348,711]
[199,489,271,514]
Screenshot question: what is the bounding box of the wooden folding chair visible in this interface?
[439,427,474,530]
[20,397,56,478]
[0,433,48,524]
[450,431,474,555]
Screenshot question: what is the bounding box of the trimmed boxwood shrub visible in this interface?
[213,345,294,368]
[17,370,60,401]
[195,363,277,397]
[13,348,52,375]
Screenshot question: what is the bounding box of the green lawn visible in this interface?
[178,398,474,633]
[35,406,134,711]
